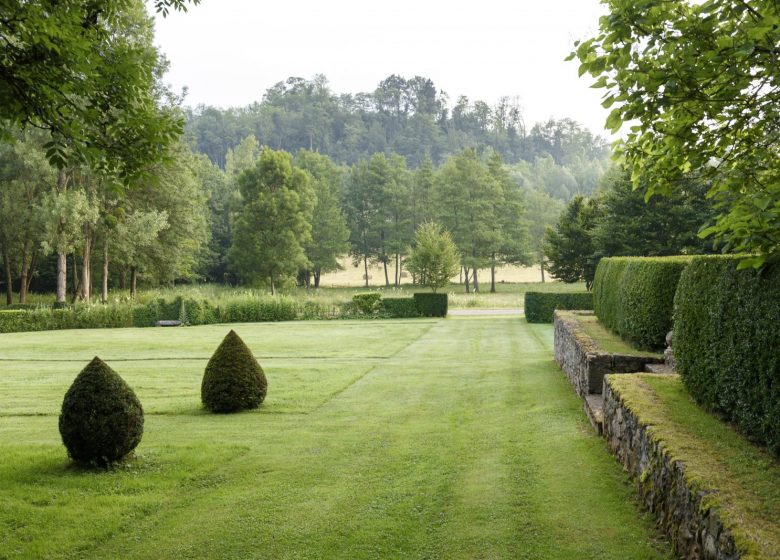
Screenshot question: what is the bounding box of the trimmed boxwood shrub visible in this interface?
[59,357,144,466]
[674,256,780,455]
[524,292,593,323]
[413,293,448,317]
[201,330,268,413]
[593,256,692,350]
[380,297,420,318]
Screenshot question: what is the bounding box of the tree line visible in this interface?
[543,167,720,288]
[185,75,610,174]
[200,137,534,294]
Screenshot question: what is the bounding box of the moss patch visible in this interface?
[569,313,661,358]
[609,374,780,559]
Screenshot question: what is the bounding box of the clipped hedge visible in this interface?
[0,291,433,334]
[352,292,382,315]
[413,293,448,317]
[524,291,593,323]
[674,255,780,455]
[380,297,421,318]
[0,306,135,333]
[593,256,693,350]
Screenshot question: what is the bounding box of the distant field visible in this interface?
[0,318,670,559]
[320,258,546,287]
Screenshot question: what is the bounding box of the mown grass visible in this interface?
[0,318,669,559]
[610,374,780,559]
[574,314,662,358]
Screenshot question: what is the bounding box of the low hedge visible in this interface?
[413,293,448,317]
[674,255,780,455]
[0,296,297,334]
[380,297,421,318]
[0,306,135,333]
[0,291,435,334]
[593,256,693,350]
[352,293,382,315]
[524,291,593,323]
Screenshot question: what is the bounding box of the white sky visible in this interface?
[150,0,612,136]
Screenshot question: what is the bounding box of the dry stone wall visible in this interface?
[603,378,739,560]
[553,310,663,397]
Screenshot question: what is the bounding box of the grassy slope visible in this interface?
[0,319,669,559]
[610,374,780,560]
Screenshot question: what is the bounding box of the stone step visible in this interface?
[583,394,604,435]
[644,363,674,374]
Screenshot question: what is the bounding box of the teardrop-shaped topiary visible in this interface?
[59,357,144,466]
[201,330,268,413]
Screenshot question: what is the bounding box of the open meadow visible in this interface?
[0,317,670,559]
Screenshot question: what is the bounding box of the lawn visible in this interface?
[0,318,670,559]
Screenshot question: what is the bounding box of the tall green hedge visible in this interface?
[674,256,780,455]
[592,256,692,350]
[524,292,593,323]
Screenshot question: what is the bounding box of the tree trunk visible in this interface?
[130,267,137,299]
[490,253,497,293]
[363,256,369,288]
[25,249,37,297]
[80,225,93,301]
[540,251,546,283]
[464,267,471,293]
[473,269,480,293]
[314,269,321,289]
[119,269,126,291]
[383,260,389,287]
[3,250,13,305]
[71,253,80,303]
[270,273,276,296]
[19,242,31,304]
[56,253,67,303]
[101,239,109,304]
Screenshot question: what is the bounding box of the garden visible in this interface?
[0,316,675,559]
[3,0,780,558]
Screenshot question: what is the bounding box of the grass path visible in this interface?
[0,318,670,559]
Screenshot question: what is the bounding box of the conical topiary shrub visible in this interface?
[201,330,268,413]
[59,357,144,466]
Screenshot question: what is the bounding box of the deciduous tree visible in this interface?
[406,222,460,293]
[229,149,314,294]
[573,0,780,266]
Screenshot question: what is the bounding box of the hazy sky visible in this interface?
[151,0,611,136]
